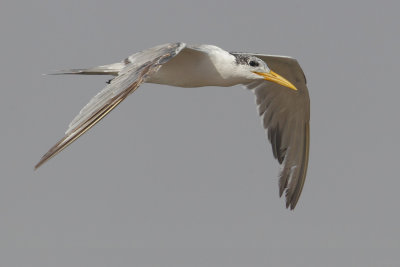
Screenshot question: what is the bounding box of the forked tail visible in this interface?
[47,62,125,76]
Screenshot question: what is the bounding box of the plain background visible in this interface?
[1,0,399,266]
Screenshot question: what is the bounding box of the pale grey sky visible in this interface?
[1,0,399,266]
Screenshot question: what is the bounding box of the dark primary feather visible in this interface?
[233,53,310,209]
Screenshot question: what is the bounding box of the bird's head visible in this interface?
[234,55,297,90]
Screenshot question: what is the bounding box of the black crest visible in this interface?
[231,53,251,65]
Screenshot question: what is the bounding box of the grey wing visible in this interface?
[236,53,310,209]
[35,42,186,169]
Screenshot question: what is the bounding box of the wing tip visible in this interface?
[279,172,302,210]
[279,187,299,210]
[34,154,50,170]
[34,161,42,170]
[34,148,58,170]
[285,196,299,210]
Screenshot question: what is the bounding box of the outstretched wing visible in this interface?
[35,42,186,169]
[234,53,310,209]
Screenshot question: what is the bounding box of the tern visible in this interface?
[35,42,310,209]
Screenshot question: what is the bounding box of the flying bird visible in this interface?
[35,43,310,209]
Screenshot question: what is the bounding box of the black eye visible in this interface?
[249,60,259,67]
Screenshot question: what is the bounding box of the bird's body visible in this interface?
[36,42,310,209]
[147,45,241,87]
